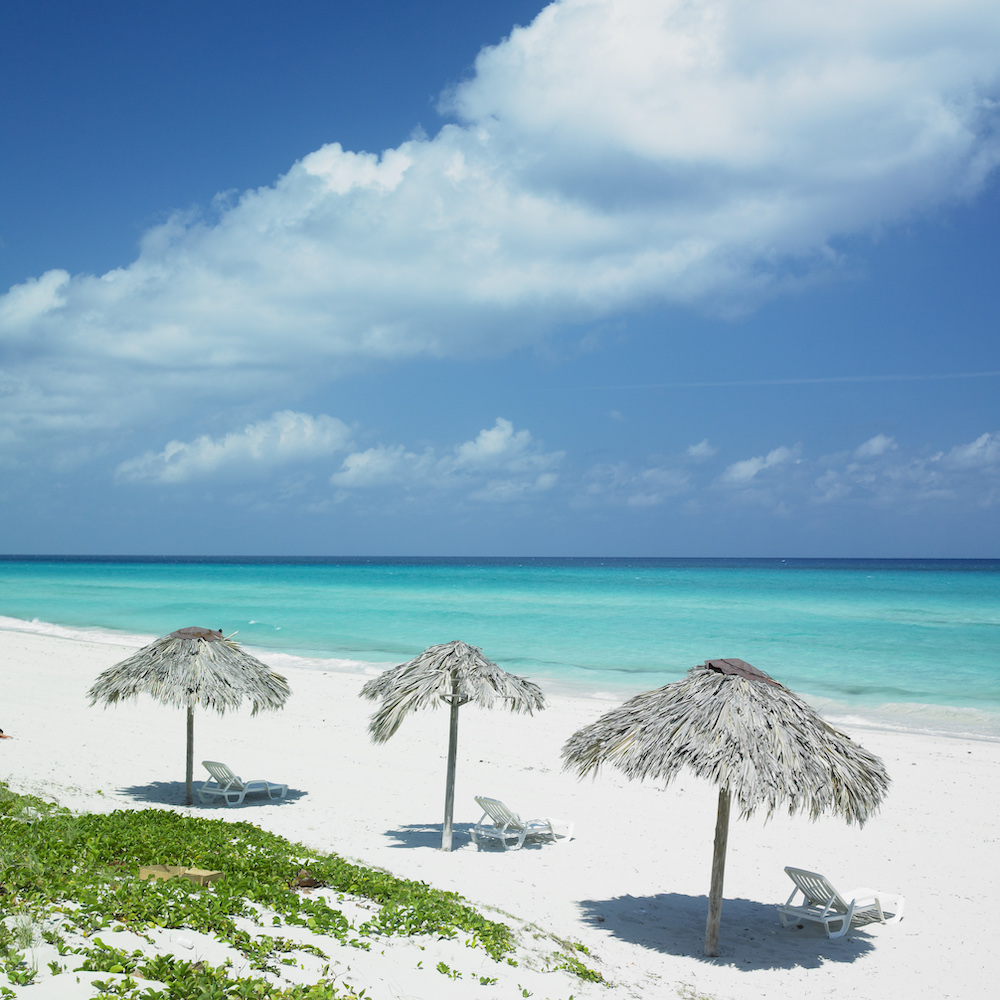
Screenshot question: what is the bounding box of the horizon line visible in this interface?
[1,554,996,563]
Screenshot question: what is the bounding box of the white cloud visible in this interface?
[814,431,1000,505]
[580,460,691,507]
[117,411,352,483]
[944,431,1000,468]
[687,438,718,460]
[0,269,69,331]
[469,473,560,503]
[720,445,800,485]
[714,431,1000,509]
[854,433,897,459]
[205,424,1000,512]
[3,0,1000,454]
[452,0,1000,244]
[329,444,435,488]
[813,456,948,505]
[113,419,1000,518]
[330,418,564,502]
[450,417,560,473]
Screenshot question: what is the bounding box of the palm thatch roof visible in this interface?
[361,639,546,850]
[361,640,545,743]
[562,658,888,822]
[88,626,291,805]
[88,627,290,714]
[562,658,890,955]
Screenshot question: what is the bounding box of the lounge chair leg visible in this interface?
[827,905,854,938]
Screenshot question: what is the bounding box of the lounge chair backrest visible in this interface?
[202,761,246,792]
[784,867,848,913]
[474,795,524,832]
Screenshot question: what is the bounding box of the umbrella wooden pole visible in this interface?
[705,786,731,956]
[185,706,195,806]
[441,673,461,851]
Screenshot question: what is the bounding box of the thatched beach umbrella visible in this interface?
[361,640,545,850]
[88,627,291,805]
[562,658,889,956]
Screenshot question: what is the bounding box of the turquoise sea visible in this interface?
[1,557,998,738]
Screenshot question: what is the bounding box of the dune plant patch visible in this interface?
[0,782,601,998]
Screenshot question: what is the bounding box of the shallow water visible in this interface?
[1,556,997,738]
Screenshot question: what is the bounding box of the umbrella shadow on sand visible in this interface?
[382,821,478,849]
[383,820,563,850]
[577,893,876,969]
[118,780,307,807]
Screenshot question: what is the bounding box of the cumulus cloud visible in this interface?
[720,444,801,485]
[580,460,691,507]
[687,438,718,460]
[943,430,1000,468]
[451,418,555,472]
[813,430,1000,506]
[814,455,947,505]
[709,431,1000,509]
[330,417,564,502]
[3,0,1000,453]
[330,444,435,489]
[0,269,70,330]
[324,426,998,513]
[117,411,352,483]
[469,473,560,503]
[854,433,897,459]
[112,417,1000,518]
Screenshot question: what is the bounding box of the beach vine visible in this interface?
[1,781,568,997]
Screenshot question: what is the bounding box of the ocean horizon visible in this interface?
[2,555,998,740]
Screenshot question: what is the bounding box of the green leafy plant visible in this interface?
[3,961,36,987]
[435,960,461,979]
[0,780,517,998]
[554,952,606,983]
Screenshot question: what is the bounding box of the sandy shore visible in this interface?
[2,627,998,999]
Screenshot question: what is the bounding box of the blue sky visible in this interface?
[2,0,999,557]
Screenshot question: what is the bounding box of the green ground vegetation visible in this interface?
[0,782,601,998]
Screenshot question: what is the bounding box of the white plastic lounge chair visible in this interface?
[778,867,905,938]
[198,760,288,806]
[470,795,574,850]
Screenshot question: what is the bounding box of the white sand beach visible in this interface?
[2,627,998,1000]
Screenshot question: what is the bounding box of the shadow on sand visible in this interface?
[381,822,480,849]
[118,781,307,808]
[382,821,565,850]
[577,892,876,969]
